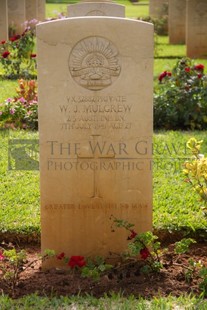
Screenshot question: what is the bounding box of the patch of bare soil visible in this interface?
[1,243,207,299]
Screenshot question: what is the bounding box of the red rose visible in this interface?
[56,252,65,260]
[0,251,4,261]
[197,74,202,79]
[0,40,6,44]
[158,71,167,82]
[194,64,204,71]
[68,256,86,268]
[2,51,10,58]
[30,53,36,58]
[128,230,137,240]
[140,247,150,260]
[9,34,21,42]
[185,67,191,73]
[158,71,171,82]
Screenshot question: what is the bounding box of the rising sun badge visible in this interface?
[69,36,121,91]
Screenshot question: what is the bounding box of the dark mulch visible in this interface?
[0,243,207,299]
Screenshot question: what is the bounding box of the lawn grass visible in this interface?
[0,293,206,310]
[0,130,40,235]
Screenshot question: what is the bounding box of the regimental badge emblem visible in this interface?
[69,37,121,91]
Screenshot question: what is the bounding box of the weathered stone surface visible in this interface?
[26,0,38,22]
[149,0,168,18]
[68,2,125,17]
[37,0,45,22]
[186,0,207,58]
[37,17,153,267]
[0,0,8,41]
[169,0,186,44]
[8,0,26,35]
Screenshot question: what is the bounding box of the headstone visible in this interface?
[149,0,168,18]
[26,0,38,22]
[37,17,153,267]
[0,0,8,41]
[37,0,45,22]
[8,0,26,35]
[68,2,125,17]
[169,0,186,44]
[186,0,207,58]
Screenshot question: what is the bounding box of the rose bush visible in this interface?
[0,20,37,79]
[154,58,207,130]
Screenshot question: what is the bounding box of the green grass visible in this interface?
[154,36,207,77]
[0,293,206,310]
[0,130,40,235]
[0,80,18,103]
[153,131,207,234]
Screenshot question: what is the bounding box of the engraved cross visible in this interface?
[77,134,115,199]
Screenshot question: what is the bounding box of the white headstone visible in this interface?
[149,0,168,18]
[37,17,153,268]
[169,0,186,44]
[68,2,125,17]
[186,0,207,58]
[26,0,38,22]
[37,0,45,22]
[0,0,8,41]
[8,0,26,35]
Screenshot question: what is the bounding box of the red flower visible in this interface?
[2,51,10,58]
[9,34,21,42]
[158,71,172,82]
[0,40,6,44]
[68,256,86,268]
[185,67,191,73]
[0,251,4,261]
[128,230,137,240]
[197,74,202,79]
[140,247,150,260]
[57,252,65,260]
[194,64,204,71]
[30,53,36,58]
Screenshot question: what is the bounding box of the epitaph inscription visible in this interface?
[69,37,121,90]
